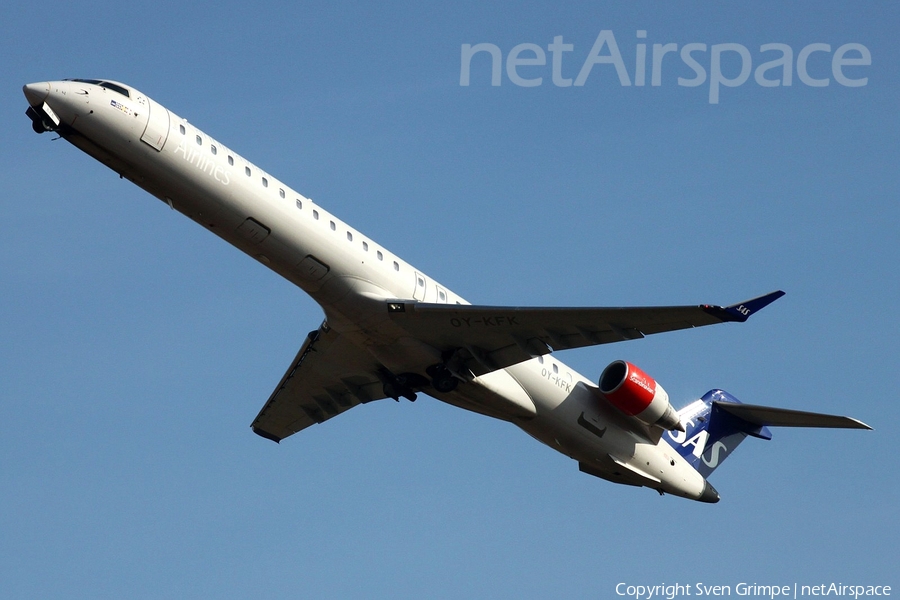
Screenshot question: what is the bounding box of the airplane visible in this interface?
[23,78,871,503]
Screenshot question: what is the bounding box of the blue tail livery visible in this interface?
[665,390,871,479]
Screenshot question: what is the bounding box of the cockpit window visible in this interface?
[65,79,130,98]
[99,82,130,98]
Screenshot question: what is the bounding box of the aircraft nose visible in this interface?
[23,81,50,106]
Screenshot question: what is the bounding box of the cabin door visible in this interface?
[141,98,170,151]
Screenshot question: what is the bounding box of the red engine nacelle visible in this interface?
[598,361,683,431]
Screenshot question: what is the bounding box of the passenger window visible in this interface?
[228,155,234,166]
[439,290,446,302]
[210,144,217,155]
[346,232,353,241]
[279,189,285,199]
[377,251,383,261]
[196,135,202,145]
[245,167,251,177]
[262,177,268,188]
[362,241,368,251]
[179,124,185,135]
[313,210,319,220]
[330,221,336,231]
[394,261,400,271]
[295,199,302,210]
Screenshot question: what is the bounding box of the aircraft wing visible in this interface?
[250,322,388,442]
[385,291,785,377]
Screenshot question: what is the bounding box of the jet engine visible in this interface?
[598,360,683,431]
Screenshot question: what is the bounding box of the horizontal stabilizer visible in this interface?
[714,401,872,430]
[667,390,871,478]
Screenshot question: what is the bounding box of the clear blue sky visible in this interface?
[2,2,897,598]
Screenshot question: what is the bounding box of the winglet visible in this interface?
[703,290,785,323]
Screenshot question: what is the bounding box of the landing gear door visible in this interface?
[141,97,170,151]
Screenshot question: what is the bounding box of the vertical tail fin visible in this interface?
[663,390,772,477]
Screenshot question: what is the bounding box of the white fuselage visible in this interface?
[25,79,709,500]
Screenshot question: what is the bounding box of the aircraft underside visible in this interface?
[23,79,871,503]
